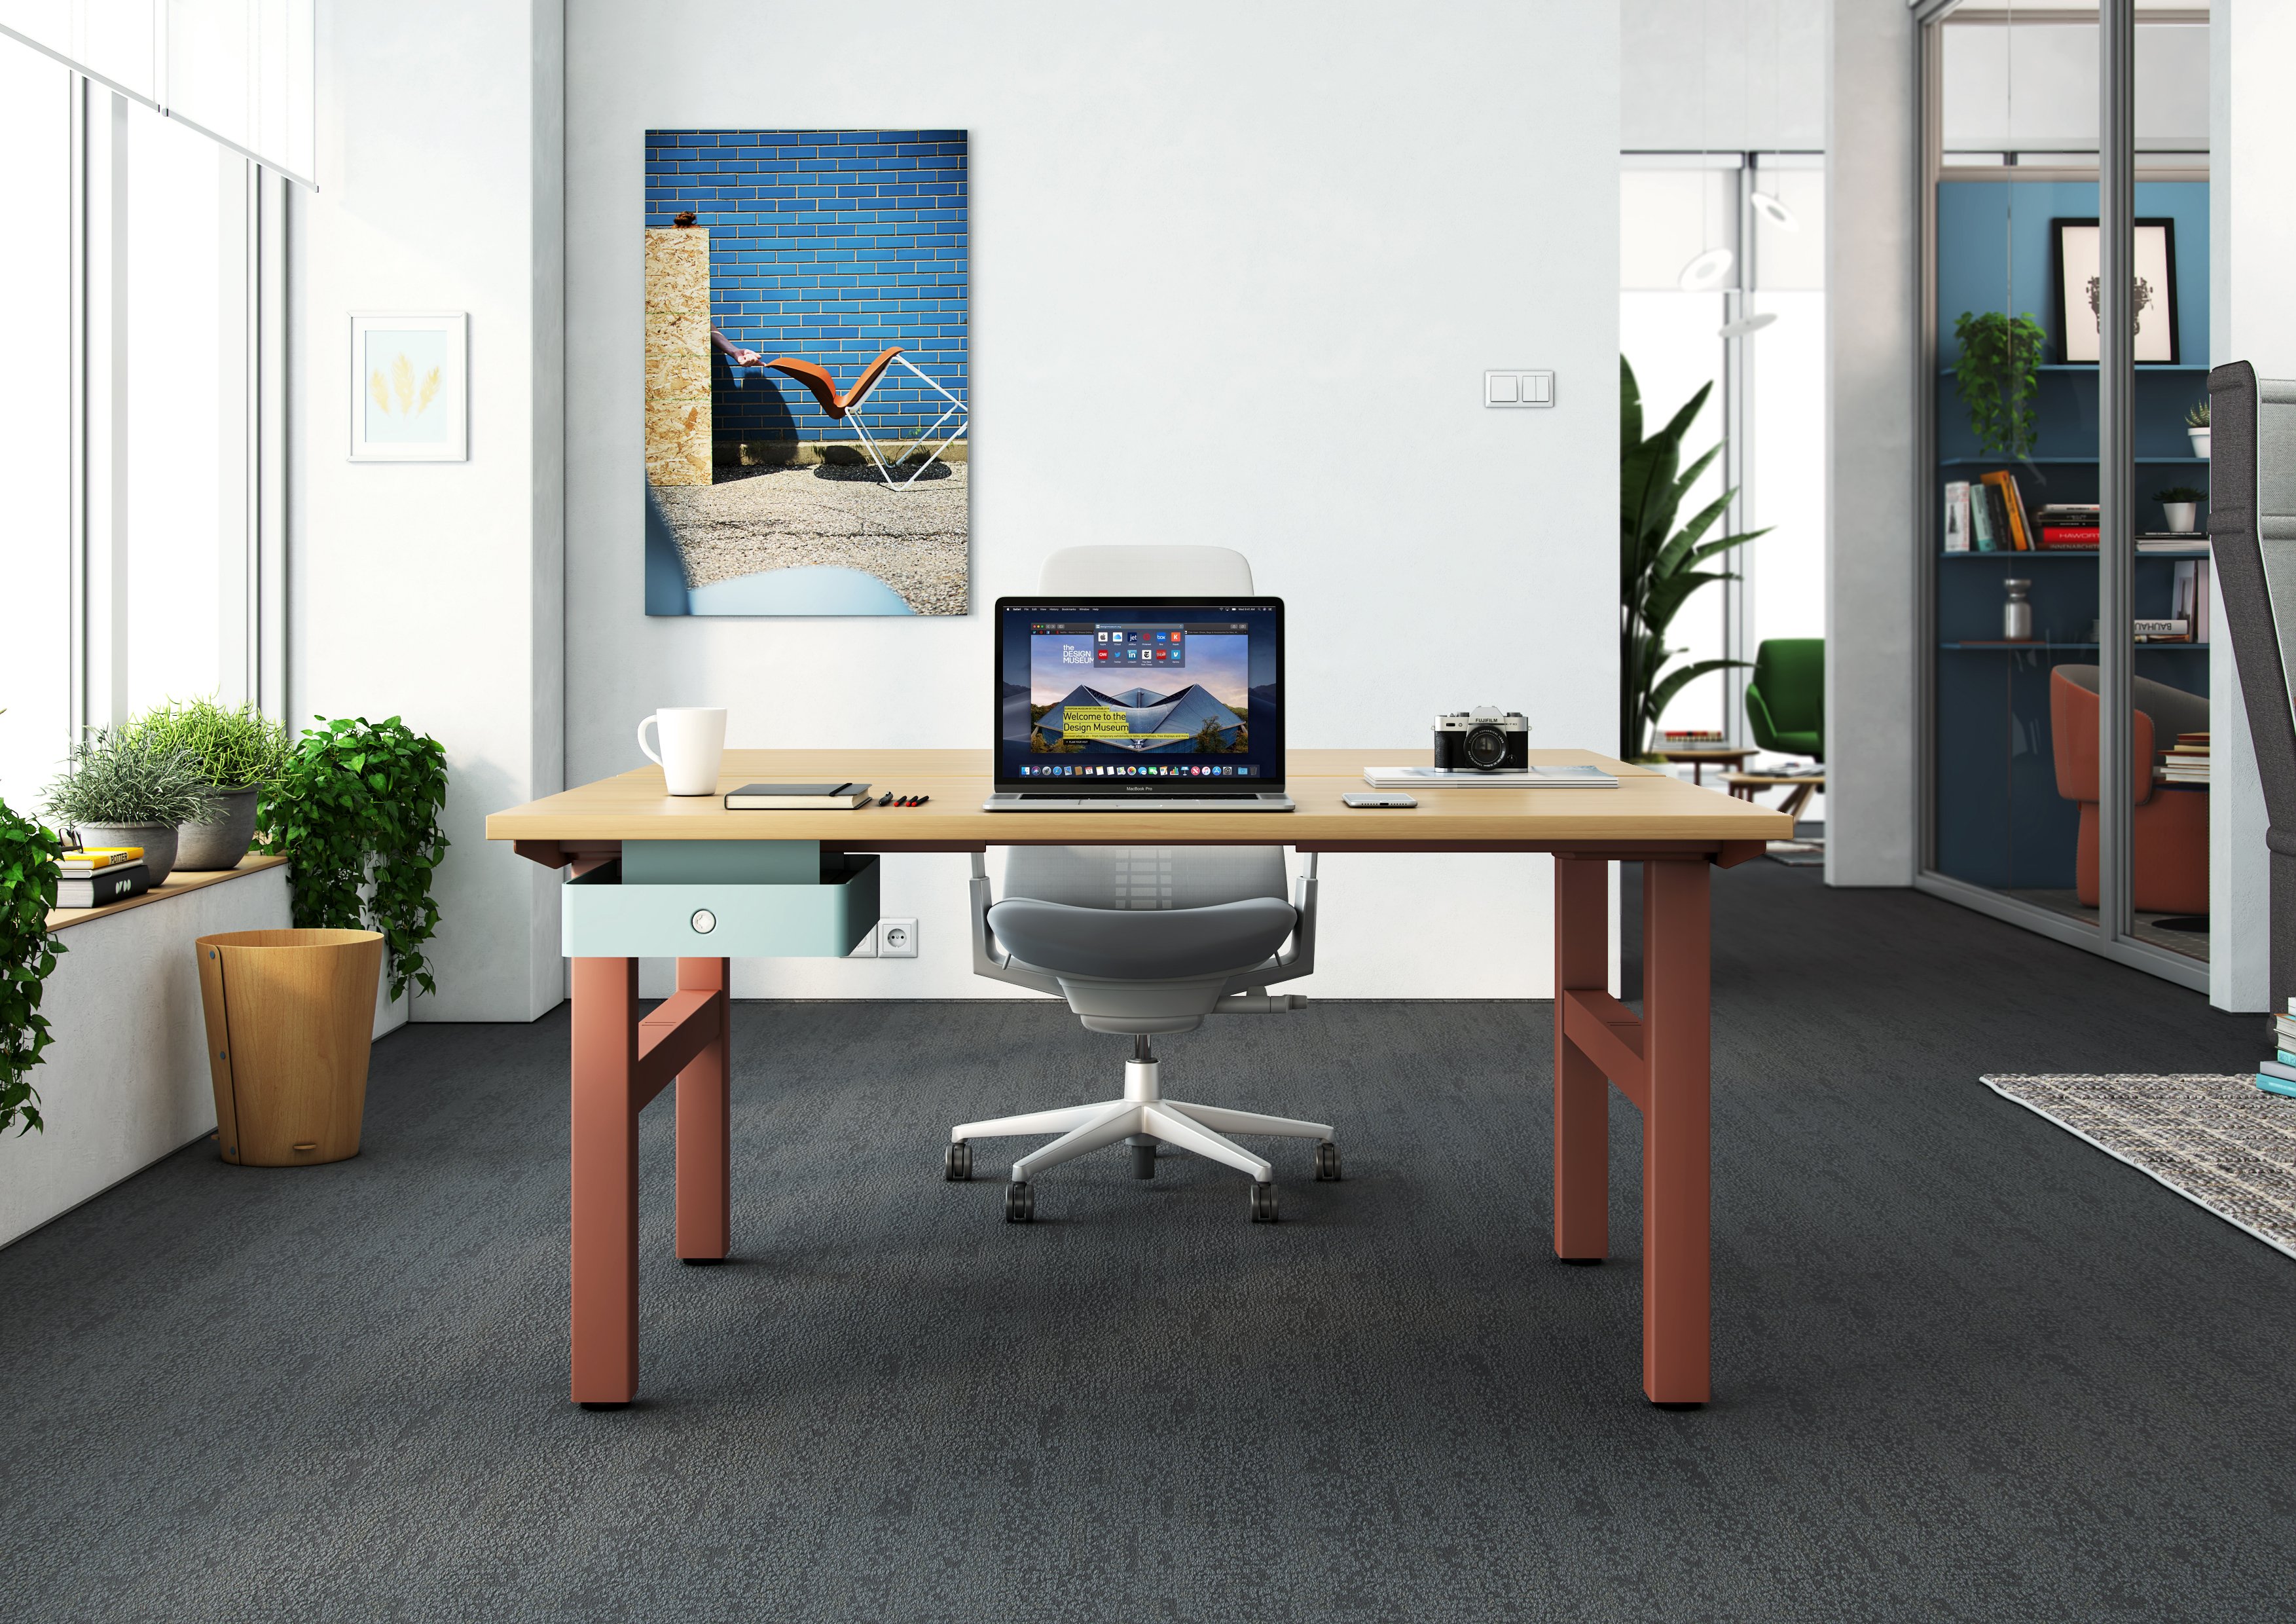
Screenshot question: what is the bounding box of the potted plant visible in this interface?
[124,697,294,872]
[1621,358,1770,759]
[2153,486,2206,534]
[2187,398,2210,458]
[201,716,450,1168]
[1951,310,2047,459]
[1,794,66,1139]
[41,729,216,885]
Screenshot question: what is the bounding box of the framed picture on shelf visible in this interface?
[2050,218,2179,364]
[348,312,468,461]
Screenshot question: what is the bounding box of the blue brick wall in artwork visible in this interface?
[646,129,968,445]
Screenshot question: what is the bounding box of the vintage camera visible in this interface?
[1432,708,1531,771]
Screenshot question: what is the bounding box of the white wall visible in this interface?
[0,868,288,1247]
[565,0,1623,1000]
[2208,0,2280,1013]
[1825,0,1917,887]
[287,0,564,1022]
[1622,0,1829,153]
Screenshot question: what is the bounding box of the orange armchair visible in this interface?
[2048,665,2208,914]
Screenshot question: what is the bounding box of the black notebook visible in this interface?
[722,782,872,809]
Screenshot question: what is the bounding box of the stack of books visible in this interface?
[2035,502,2101,551]
[54,845,151,909]
[2257,1001,2296,1099]
[2160,732,2209,786]
[1660,728,1728,749]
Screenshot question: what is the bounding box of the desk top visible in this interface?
[487,750,1793,859]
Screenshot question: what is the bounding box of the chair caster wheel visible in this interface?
[945,1141,972,1181]
[1250,1182,1279,1223]
[1005,1181,1034,1223]
[1131,1142,1157,1179]
[1313,1139,1341,1181]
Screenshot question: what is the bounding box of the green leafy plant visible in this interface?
[124,697,294,791]
[0,796,65,1137]
[256,716,449,1001]
[1620,358,1769,761]
[2152,486,2206,504]
[42,729,218,830]
[1950,310,2047,459]
[2187,399,2210,428]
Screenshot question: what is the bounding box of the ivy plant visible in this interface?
[1950,310,2047,460]
[256,716,450,1001]
[1,796,65,1138]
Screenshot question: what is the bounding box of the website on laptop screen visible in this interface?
[995,599,1283,788]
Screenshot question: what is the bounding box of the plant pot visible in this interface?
[195,928,385,1166]
[2162,501,2198,533]
[2191,428,2211,458]
[73,822,179,887]
[174,786,260,872]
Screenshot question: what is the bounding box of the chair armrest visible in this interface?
[968,851,1063,996]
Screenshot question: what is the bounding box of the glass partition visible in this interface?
[1920,3,2210,982]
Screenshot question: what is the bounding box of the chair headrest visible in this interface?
[1038,545,1255,595]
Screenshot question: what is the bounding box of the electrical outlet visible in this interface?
[877,918,918,958]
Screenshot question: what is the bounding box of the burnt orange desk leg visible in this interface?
[571,956,642,1407]
[1642,858,1713,1406]
[1552,855,1609,1262]
[675,957,732,1263]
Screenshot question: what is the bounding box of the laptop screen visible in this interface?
[994,597,1284,790]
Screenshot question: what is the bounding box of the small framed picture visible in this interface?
[2050,219,2179,364]
[349,312,467,460]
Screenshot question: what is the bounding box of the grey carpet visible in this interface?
[4,864,2293,1622]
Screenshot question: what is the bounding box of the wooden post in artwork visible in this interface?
[644,226,713,486]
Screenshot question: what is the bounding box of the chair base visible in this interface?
[951,1056,1332,1189]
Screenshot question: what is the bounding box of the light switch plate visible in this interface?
[1485,369,1555,409]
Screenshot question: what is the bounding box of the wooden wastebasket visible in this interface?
[196,929,385,1166]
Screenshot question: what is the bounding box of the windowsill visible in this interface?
[47,854,289,932]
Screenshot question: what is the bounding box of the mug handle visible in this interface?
[636,713,662,767]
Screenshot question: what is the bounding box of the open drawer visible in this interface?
[561,852,879,958]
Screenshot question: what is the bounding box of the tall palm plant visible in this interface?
[1620,357,1768,760]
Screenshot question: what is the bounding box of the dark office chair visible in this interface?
[1745,638,1824,762]
[2208,362,2296,1005]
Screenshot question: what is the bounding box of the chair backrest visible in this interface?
[1747,639,1825,735]
[1038,545,1254,596]
[1008,545,1274,915]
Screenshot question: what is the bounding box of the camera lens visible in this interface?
[1463,724,1508,769]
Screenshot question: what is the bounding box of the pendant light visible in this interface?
[1745,0,1799,234]
[1719,312,1777,338]
[1677,0,1736,291]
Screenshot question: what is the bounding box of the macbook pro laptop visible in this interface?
[984,596,1294,811]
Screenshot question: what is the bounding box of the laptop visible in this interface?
[984,596,1294,811]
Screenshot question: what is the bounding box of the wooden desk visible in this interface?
[488,749,1791,1409]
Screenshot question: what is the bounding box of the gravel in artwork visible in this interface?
[1982,1071,2296,1259]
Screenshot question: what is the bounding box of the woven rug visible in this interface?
[1982,1073,2296,1259]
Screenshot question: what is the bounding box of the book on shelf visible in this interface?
[1969,483,1997,551]
[2138,532,2208,553]
[1943,481,1971,552]
[2037,527,2100,549]
[1978,470,2032,551]
[2133,618,2190,640]
[2035,503,2100,523]
[58,846,144,872]
[54,863,151,910]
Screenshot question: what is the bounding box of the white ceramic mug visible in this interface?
[637,707,727,796]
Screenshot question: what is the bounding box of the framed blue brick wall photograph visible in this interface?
[642,129,969,617]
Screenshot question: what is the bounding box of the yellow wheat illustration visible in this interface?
[415,366,441,416]
[392,353,416,416]
[370,369,391,415]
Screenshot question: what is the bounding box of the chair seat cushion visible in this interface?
[987,896,1297,980]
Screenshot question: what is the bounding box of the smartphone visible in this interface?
[1342,792,1417,809]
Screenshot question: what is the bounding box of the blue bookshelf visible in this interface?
[1931,178,2210,893]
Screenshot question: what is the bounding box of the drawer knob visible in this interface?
[690,908,717,934]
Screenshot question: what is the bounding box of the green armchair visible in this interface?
[1745,638,1823,762]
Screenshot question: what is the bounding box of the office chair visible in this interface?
[950,545,1334,1224]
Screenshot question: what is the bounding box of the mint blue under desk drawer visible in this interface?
[562,855,879,958]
